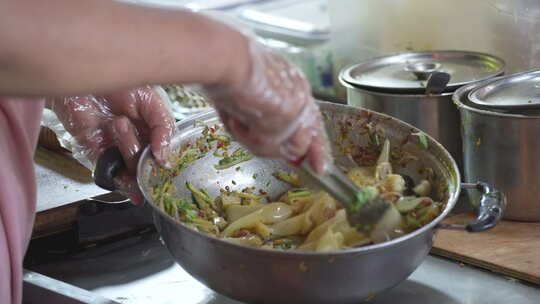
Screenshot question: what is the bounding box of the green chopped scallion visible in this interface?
[288,189,311,198]
[214,148,253,170]
[351,187,377,211]
[412,132,429,150]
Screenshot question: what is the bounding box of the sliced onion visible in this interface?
[377,139,391,164]
[375,162,392,181]
[395,197,426,213]
[370,205,403,243]
[261,203,293,224]
[413,180,432,196]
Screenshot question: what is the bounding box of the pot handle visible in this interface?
[437,182,506,232]
[93,146,125,193]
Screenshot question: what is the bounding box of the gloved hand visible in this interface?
[49,86,175,204]
[205,38,329,174]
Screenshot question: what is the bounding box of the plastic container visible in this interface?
[238,0,338,97]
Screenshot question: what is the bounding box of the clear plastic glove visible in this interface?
[49,86,175,204]
[205,38,329,174]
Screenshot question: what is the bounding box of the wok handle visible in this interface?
[437,182,506,232]
[93,146,126,192]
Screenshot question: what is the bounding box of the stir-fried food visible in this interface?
[151,126,443,252]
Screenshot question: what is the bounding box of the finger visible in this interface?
[225,117,281,157]
[136,87,175,165]
[219,109,270,155]
[52,95,109,132]
[308,111,330,174]
[113,116,142,174]
[277,100,318,160]
[217,109,253,146]
[51,95,114,163]
[149,125,173,166]
[280,126,313,162]
[307,129,328,174]
[294,106,329,174]
[76,128,111,164]
[104,89,140,119]
[105,87,175,165]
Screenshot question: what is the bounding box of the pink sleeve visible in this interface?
[0,97,44,304]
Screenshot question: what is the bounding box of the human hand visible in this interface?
[50,86,175,204]
[205,38,329,174]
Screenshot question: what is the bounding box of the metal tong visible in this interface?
[292,155,399,237]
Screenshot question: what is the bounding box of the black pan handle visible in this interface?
[437,182,506,232]
[93,147,126,192]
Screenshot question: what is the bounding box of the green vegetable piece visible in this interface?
[231,147,245,157]
[351,187,378,211]
[177,198,198,219]
[322,113,331,121]
[219,156,233,165]
[200,188,211,198]
[273,171,300,187]
[177,150,202,170]
[185,209,198,219]
[186,182,213,209]
[213,134,231,143]
[234,191,264,201]
[273,239,293,250]
[162,197,198,221]
[405,213,421,228]
[369,133,380,146]
[412,132,429,150]
[288,189,311,198]
[214,148,253,170]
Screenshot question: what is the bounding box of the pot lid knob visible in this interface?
[404,62,443,80]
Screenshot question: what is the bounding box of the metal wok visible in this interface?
[95,102,505,304]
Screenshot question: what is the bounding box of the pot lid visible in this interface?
[467,69,540,109]
[340,51,505,94]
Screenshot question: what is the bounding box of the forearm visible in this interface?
[0,0,249,97]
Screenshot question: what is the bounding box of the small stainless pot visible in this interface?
[454,71,540,221]
[340,51,505,172]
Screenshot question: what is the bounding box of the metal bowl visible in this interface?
[95,102,504,303]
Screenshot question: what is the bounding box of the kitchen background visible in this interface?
[26,1,540,303]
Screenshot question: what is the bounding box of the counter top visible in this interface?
[27,233,540,304]
[35,147,107,213]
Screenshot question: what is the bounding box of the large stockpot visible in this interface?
[339,51,505,172]
[454,70,540,221]
[94,102,505,303]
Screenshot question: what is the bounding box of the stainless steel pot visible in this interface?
[94,102,505,303]
[341,86,463,168]
[339,51,505,172]
[454,72,540,221]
